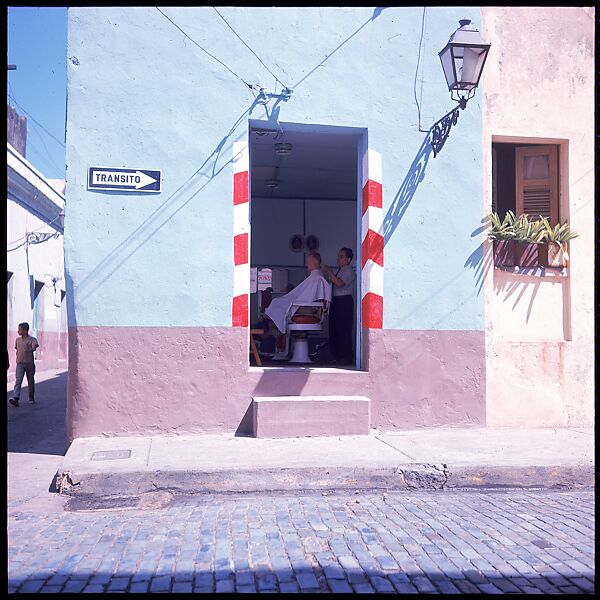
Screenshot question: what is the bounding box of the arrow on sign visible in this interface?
[90,169,158,190]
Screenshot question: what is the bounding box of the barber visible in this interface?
[322,247,355,364]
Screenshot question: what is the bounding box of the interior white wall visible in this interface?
[249,196,356,328]
[305,199,356,269]
[250,197,305,268]
[250,196,356,269]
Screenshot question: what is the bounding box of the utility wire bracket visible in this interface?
[257,87,294,104]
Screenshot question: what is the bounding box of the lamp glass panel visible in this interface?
[461,46,488,87]
[439,47,457,89]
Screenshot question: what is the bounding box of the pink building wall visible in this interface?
[66,327,485,441]
[481,7,594,426]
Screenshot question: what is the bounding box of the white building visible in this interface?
[7,142,67,373]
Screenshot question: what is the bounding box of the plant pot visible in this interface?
[493,239,515,267]
[514,241,539,267]
[539,241,566,268]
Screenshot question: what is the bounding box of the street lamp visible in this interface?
[431,19,491,157]
[439,19,491,108]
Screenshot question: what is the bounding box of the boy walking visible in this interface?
[9,322,39,407]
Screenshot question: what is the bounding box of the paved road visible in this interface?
[8,489,594,594]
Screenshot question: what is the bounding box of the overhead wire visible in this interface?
[212,6,289,90]
[7,240,28,253]
[13,134,60,176]
[7,89,66,148]
[8,87,66,177]
[414,7,428,132]
[155,7,257,90]
[7,87,66,248]
[27,120,64,174]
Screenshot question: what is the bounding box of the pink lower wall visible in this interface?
[66,326,485,441]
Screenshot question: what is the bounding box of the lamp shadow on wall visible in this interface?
[384,97,480,243]
[383,139,495,328]
[382,131,433,244]
[73,96,265,303]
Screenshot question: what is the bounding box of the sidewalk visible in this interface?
[7,369,595,498]
[56,427,594,497]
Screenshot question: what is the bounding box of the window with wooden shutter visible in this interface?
[515,145,558,225]
[491,146,498,214]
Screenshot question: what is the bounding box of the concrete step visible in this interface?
[252,395,370,438]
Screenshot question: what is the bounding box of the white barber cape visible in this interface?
[265,269,332,333]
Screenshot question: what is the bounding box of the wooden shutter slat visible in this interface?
[523,186,551,219]
[515,145,558,225]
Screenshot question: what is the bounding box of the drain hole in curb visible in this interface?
[65,495,139,512]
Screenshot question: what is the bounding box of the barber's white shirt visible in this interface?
[332,264,356,297]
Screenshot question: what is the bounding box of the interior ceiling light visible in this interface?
[253,128,279,135]
[274,142,293,156]
[266,179,280,189]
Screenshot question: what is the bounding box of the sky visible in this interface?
[7,6,67,180]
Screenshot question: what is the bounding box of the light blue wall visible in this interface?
[65,6,484,330]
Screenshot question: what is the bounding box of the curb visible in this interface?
[54,463,595,497]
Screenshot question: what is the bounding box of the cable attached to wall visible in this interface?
[156,6,258,91]
[414,7,428,133]
[212,6,290,91]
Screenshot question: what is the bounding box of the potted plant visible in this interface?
[513,214,545,267]
[488,210,516,267]
[538,218,579,268]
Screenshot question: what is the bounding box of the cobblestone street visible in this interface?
[8,489,594,594]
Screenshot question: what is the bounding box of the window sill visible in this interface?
[494,265,568,278]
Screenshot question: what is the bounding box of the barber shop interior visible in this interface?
[248,122,361,369]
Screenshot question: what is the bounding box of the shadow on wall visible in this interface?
[383,102,479,246]
[72,6,389,305]
[464,217,494,297]
[382,129,492,328]
[475,211,549,325]
[493,273,543,325]
[383,132,433,245]
[73,95,265,304]
[293,7,386,90]
[64,272,76,327]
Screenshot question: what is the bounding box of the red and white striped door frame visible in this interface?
[232,139,383,331]
[232,140,250,327]
[360,148,384,329]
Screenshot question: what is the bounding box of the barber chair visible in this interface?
[285,300,329,363]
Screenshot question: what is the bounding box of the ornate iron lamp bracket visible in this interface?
[430,104,462,158]
[26,231,60,245]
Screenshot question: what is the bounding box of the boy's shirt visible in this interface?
[15,335,39,364]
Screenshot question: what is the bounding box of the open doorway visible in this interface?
[248,122,361,369]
